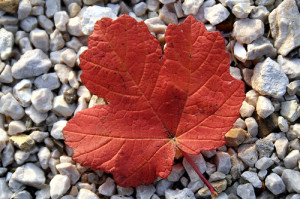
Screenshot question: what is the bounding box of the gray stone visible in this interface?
[237,183,255,199]
[247,37,277,60]
[38,146,50,169]
[241,171,262,188]
[25,105,48,124]
[0,178,13,199]
[20,17,38,32]
[10,163,45,188]
[251,58,288,98]
[269,0,300,56]
[255,157,274,170]
[50,175,71,199]
[165,188,195,199]
[0,93,24,120]
[1,142,14,167]
[215,152,231,174]
[281,100,300,122]
[136,184,155,199]
[37,15,54,33]
[45,0,60,18]
[0,28,14,60]
[282,169,300,193]
[182,0,203,15]
[18,0,32,20]
[265,173,286,195]
[284,150,300,169]
[12,49,51,79]
[204,4,229,25]
[238,144,258,167]
[50,29,65,52]
[274,136,289,159]
[183,153,206,182]
[278,55,300,79]
[77,189,99,199]
[34,73,60,90]
[256,139,274,158]
[10,134,35,152]
[232,18,264,44]
[56,162,80,185]
[167,163,185,182]
[31,88,53,113]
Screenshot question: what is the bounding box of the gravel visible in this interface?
[0,0,300,198]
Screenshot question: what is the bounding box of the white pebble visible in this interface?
[68,3,81,18]
[50,175,71,199]
[25,105,48,124]
[50,29,65,52]
[45,0,61,18]
[182,0,203,15]
[204,4,229,25]
[255,157,273,170]
[183,154,206,182]
[30,131,48,143]
[77,189,99,199]
[159,5,178,24]
[274,136,289,159]
[19,37,33,53]
[238,144,258,167]
[38,146,50,169]
[0,28,14,60]
[256,96,274,119]
[239,101,255,118]
[50,120,67,140]
[0,93,24,120]
[61,48,76,67]
[133,2,147,16]
[18,0,32,20]
[241,171,262,188]
[52,95,76,117]
[20,17,38,32]
[98,177,116,196]
[282,169,300,193]
[265,173,286,195]
[214,152,231,174]
[54,11,69,31]
[8,121,26,135]
[14,150,30,164]
[67,17,84,36]
[37,15,54,33]
[237,183,255,199]
[136,184,155,199]
[31,88,53,113]
[54,63,72,84]
[34,73,60,90]
[281,100,300,122]
[56,162,80,184]
[232,18,264,44]
[284,150,300,169]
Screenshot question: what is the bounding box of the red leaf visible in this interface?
[63,15,245,187]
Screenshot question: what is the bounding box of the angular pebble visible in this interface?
[256,96,274,119]
[265,173,286,195]
[237,183,255,199]
[241,171,262,188]
[0,28,14,60]
[56,162,80,184]
[238,144,258,167]
[50,175,71,199]
[251,57,288,98]
[165,188,195,199]
[183,154,206,182]
[136,184,155,199]
[282,169,300,193]
[281,100,300,122]
[51,120,67,140]
[0,93,24,120]
[34,73,60,90]
[204,4,229,25]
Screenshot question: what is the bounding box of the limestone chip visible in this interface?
[204,4,230,25]
[0,0,20,13]
[225,128,247,147]
[0,28,14,60]
[269,0,300,56]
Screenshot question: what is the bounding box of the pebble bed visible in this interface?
[0,0,300,198]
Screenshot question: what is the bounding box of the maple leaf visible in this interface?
[63,15,245,190]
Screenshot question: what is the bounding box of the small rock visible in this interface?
[278,116,289,132]
[232,3,253,18]
[133,2,147,16]
[255,157,274,170]
[233,42,247,63]
[204,4,229,25]
[209,171,226,182]
[136,184,155,199]
[159,5,178,24]
[268,0,300,56]
[265,173,286,195]
[0,177,13,199]
[233,118,246,129]
[52,95,76,117]
[45,0,60,18]
[239,101,255,118]
[245,90,259,107]
[8,120,26,135]
[232,18,264,44]
[10,163,45,188]
[81,6,116,35]
[31,88,53,113]
[66,37,82,52]
[14,150,30,164]
[284,150,300,169]
[13,79,32,107]
[10,134,35,151]
[54,11,69,31]
[241,171,262,188]
[35,185,51,199]
[156,179,173,196]
[0,128,9,152]
[145,17,167,34]
[237,183,255,199]
[165,188,195,199]
[0,62,13,83]
[238,144,258,167]
[256,138,274,158]
[245,117,258,137]
[20,16,38,32]
[77,189,99,199]
[0,0,20,13]
[228,148,245,180]
[0,28,14,60]
[187,180,204,192]
[50,120,67,140]
[25,105,48,124]
[34,73,60,90]
[183,153,206,182]
[198,179,227,197]
[50,29,65,51]
[38,146,50,169]
[1,142,14,167]
[206,162,217,176]
[67,17,84,36]
[12,49,51,79]
[19,37,32,53]
[117,186,134,196]
[281,100,300,122]
[250,5,269,22]
[274,136,289,159]
[29,28,49,52]
[257,170,267,180]
[214,152,231,174]
[247,37,277,60]
[182,0,203,15]
[37,15,54,33]
[225,128,247,147]
[251,58,289,98]
[167,163,185,182]
[61,49,76,68]
[282,169,300,193]
[50,175,71,199]
[278,55,300,79]
[256,96,274,119]
[56,162,80,184]
[18,0,31,20]
[54,63,72,84]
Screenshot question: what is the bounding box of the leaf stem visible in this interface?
[179,148,219,199]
